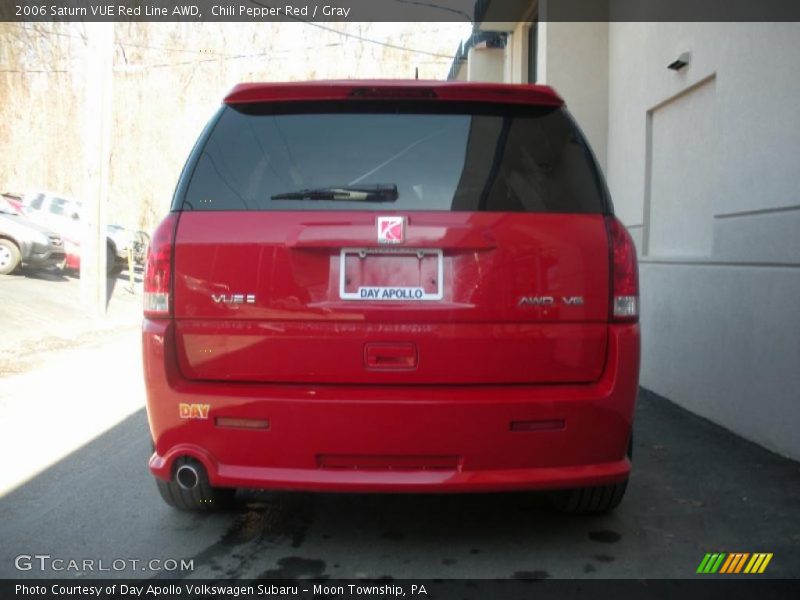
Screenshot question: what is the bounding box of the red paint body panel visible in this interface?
[174,320,608,385]
[224,80,564,107]
[145,319,639,492]
[172,212,610,385]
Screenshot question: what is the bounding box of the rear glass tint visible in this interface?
[180,102,607,213]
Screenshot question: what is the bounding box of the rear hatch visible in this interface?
[171,84,611,385]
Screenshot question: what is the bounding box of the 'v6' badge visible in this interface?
[377,216,405,244]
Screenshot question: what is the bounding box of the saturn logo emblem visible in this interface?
[377,216,405,244]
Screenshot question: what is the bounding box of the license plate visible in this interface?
[339,248,443,301]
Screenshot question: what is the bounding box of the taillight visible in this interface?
[605,216,639,322]
[144,213,178,318]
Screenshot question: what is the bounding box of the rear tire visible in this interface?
[155,457,235,511]
[0,239,21,275]
[550,432,632,515]
[549,479,628,515]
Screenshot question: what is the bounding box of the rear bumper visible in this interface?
[144,320,640,493]
[22,246,65,268]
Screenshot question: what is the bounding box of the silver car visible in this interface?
[0,199,65,275]
[20,191,140,274]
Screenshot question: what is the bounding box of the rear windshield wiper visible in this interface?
[271,184,398,202]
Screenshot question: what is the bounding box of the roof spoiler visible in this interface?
[224,80,564,107]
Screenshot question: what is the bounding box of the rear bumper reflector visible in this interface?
[510,419,565,432]
[215,417,270,430]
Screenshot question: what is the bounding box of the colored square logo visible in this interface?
[377,216,405,244]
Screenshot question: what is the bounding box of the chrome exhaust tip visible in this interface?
[175,464,200,490]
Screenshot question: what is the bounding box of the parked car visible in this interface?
[19,191,137,274]
[0,197,65,275]
[143,81,640,514]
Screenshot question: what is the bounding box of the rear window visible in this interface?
[179,101,608,213]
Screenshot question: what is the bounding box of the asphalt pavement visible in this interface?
[0,270,798,580]
[0,266,142,375]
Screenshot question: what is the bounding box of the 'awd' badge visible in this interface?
[377,216,405,244]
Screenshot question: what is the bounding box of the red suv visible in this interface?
[143,81,640,514]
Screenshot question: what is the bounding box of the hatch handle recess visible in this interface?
[364,343,418,370]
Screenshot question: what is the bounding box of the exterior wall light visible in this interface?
[668,51,692,71]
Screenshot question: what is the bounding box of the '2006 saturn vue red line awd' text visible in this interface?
[142,80,640,514]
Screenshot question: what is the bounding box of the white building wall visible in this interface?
[606,22,800,460]
[537,21,609,171]
[466,46,506,83]
[504,22,531,84]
